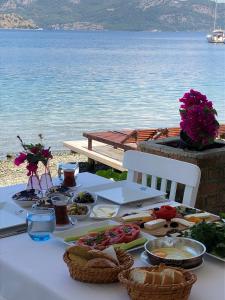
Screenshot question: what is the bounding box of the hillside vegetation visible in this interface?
[0,0,224,31]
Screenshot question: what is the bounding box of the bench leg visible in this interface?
[88,138,92,150]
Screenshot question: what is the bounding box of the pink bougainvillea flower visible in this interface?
[30,147,38,154]
[41,149,52,159]
[26,163,38,176]
[14,152,27,166]
[179,89,219,148]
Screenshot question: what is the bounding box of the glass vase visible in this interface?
[27,173,42,191]
[40,167,53,191]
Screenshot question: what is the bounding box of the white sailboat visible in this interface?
[206,0,225,43]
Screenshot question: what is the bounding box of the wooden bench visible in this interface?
[83,127,181,151]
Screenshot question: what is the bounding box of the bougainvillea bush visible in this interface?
[179,89,219,150]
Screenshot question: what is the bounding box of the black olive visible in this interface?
[154,207,159,211]
[170,222,178,228]
[140,223,145,228]
[164,224,168,228]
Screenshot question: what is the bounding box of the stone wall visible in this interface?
[139,138,225,214]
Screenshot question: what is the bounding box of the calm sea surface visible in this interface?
[0,30,224,157]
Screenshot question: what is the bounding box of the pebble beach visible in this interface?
[0,151,87,187]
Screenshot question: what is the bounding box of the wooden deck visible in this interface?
[63,140,126,171]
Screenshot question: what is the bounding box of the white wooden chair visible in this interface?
[122,150,201,207]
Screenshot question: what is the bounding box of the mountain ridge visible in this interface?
[0,0,224,31]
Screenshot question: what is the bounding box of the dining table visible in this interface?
[0,172,224,300]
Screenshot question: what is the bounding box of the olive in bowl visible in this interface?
[67,203,90,220]
[73,192,95,204]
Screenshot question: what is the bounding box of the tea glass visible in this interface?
[51,194,70,226]
[27,207,56,241]
[57,162,79,183]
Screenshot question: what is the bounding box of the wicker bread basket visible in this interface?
[63,248,134,283]
[118,266,197,300]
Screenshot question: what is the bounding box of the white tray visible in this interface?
[54,220,155,252]
[86,180,165,205]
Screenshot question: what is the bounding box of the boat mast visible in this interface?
[213,0,217,30]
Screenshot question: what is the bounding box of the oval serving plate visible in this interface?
[12,189,41,208]
[46,186,74,198]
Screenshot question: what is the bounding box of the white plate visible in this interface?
[90,204,120,219]
[53,220,154,252]
[140,251,205,271]
[12,189,40,208]
[86,180,165,205]
[0,202,26,230]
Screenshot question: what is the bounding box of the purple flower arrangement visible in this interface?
[14,135,53,176]
[179,89,219,150]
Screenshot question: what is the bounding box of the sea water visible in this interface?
[0,30,224,157]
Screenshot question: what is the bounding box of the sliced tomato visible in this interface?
[105,227,126,244]
[77,232,110,250]
[118,224,140,243]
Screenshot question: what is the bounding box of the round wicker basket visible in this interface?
[63,249,134,284]
[118,266,197,300]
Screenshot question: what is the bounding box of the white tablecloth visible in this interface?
[0,173,224,300]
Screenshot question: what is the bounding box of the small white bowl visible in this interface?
[68,205,91,221]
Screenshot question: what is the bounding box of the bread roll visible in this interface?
[130,269,151,284]
[86,258,117,268]
[68,253,88,266]
[161,269,174,285]
[130,266,185,286]
[89,249,119,265]
[67,246,93,260]
[163,268,184,284]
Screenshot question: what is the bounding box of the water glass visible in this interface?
[27,207,56,241]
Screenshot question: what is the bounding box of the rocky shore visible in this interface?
[0,151,87,187]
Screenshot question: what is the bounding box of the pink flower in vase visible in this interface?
[14,152,27,166]
[26,163,38,176]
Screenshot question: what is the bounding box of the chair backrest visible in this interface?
[122,150,201,207]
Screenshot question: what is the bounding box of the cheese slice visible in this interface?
[121,212,153,223]
[184,212,211,220]
[171,218,195,227]
[144,219,166,230]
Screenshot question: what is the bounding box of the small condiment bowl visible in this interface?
[68,205,90,221]
[145,237,206,269]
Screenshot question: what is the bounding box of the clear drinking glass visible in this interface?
[51,194,70,226]
[57,162,79,183]
[27,207,56,241]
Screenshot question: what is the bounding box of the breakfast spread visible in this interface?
[120,205,220,237]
